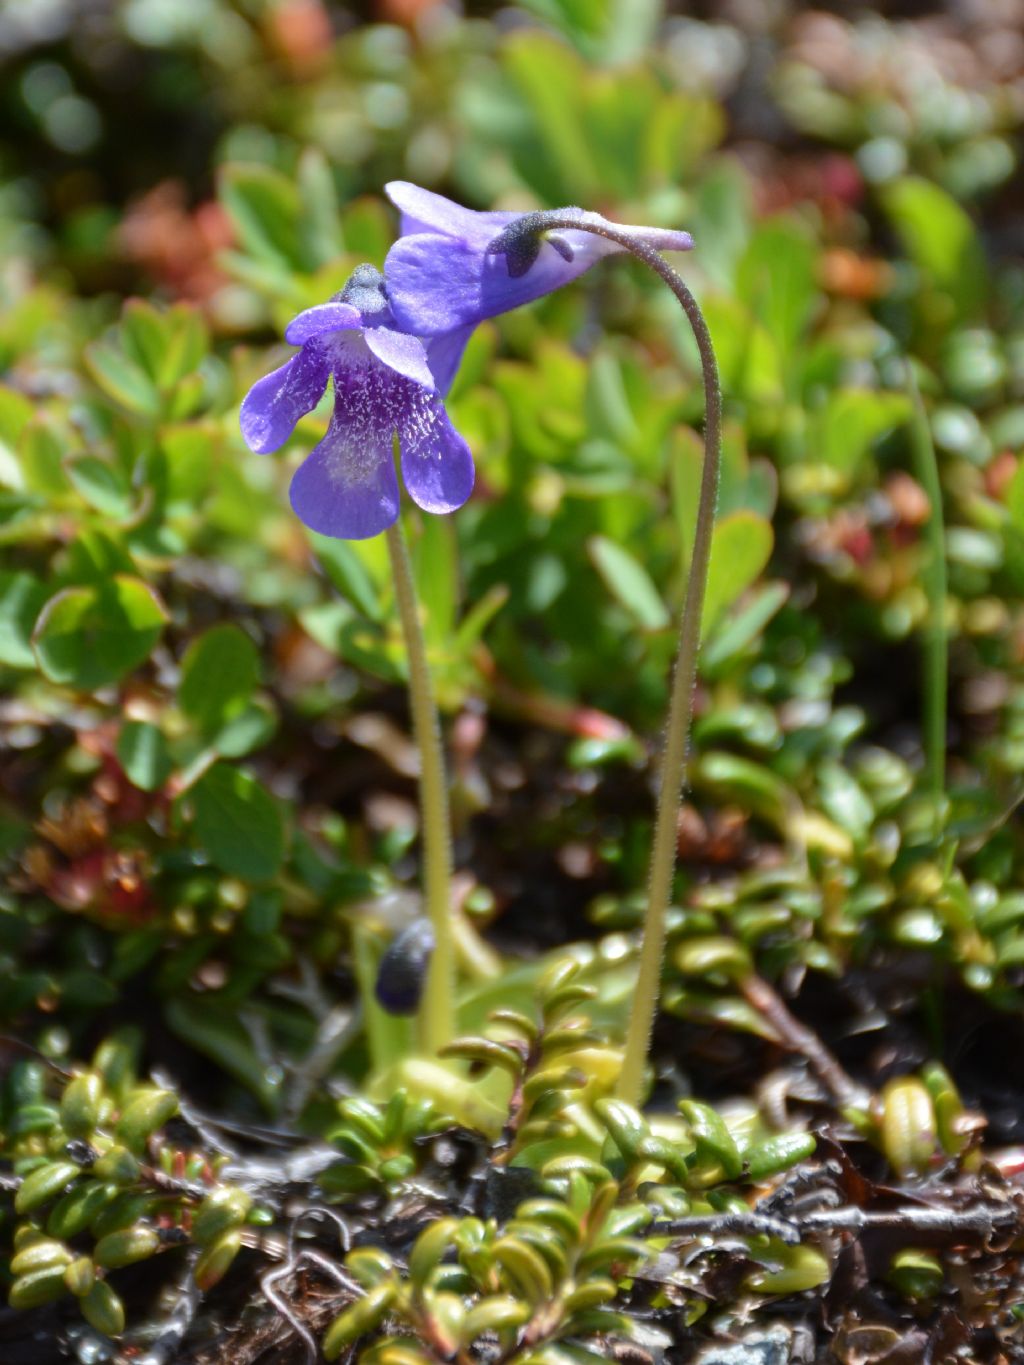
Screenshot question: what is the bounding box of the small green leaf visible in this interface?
[115,1088,179,1151]
[62,529,136,586]
[701,511,773,634]
[594,1098,649,1157]
[219,163,304,270]
[179,624,260,738]
[695,750,790,827]
[817,761,874,842]
[59,1072,103,1138]
[1006,458,1024,531]
[84,339,160,416]
[192,1187,252,1246]
[16,1161,82,1214]
[297,146,344,267]
[678,1097,743,1178]
[80,1280,125,1336]
[191,762,284,881]
[65,456,134,518]
[117,721,173,792]
[32,576,168,690]
[323,1282,396,1359]
[0,571,48,668]
[94,1223,160,1268]
[702,580,789,675]
[0,383,33,456]
[588,534,668,631]
[743,1131,816,1179]
[311,533,383,620]
[122,299,207,390]
[212,701,276,758]
[18,416,69,496]
[736,217,818,357]
[193,1228,243,1290]
[811,389,911,480]
[883,177,987,321]
[414,514,459,647]
[8,1266,69,1310]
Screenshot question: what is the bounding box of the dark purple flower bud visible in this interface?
[375,919,435,1016]
[239,264,474,541]
[383,182,694,336]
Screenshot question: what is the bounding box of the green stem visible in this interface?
[907,369,947,800]
[532,218,721,1106]
[385,519,455,1056]
[619,277,720,1105]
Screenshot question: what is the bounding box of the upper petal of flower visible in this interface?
[284,301,363,346]
[385,181,513,247]
[240,346,330,454]
[384,230,607,335]
[384,204,694,336]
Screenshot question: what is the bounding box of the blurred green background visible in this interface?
[3,0,1024,1135]
[5,5,1024,1355]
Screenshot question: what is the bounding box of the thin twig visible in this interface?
[283,1003,361,1124]
[739,972,870,1110]
[649,1210,803,1244]
[124,1248,203,1365]
[261,1247,361,1365]
[650,1201,1021,1244]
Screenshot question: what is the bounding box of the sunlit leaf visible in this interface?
[32,576,167,690]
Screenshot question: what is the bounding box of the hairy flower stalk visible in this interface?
[484,211,722,1107]
[384,523,455,1055]
[240,263,470,1057]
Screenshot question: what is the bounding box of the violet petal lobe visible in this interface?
[239,346,329,454]
[399,399,475,516]
[363,326,436,389]
[289,406,400,540]
[385,180,513,246]
[385,230,609,334]
[385,232,488,335]
[284,301,363,346]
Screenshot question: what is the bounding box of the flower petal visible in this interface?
[385,203,695,335]
[363,327,436,390]
[239,347,329,454]
[399,399,474,515]
[385,181,513,247]
[284,301,363,346]
[386,230,605,334]
[424,325,475,395]
[289,409,400,540]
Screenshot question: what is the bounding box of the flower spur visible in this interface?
[383,181,695,335]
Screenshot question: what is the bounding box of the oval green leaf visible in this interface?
[191,762,284,881]
[32,576,168,690]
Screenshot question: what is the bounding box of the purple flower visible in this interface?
[383,182,695,336]
[239,265,474,540]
